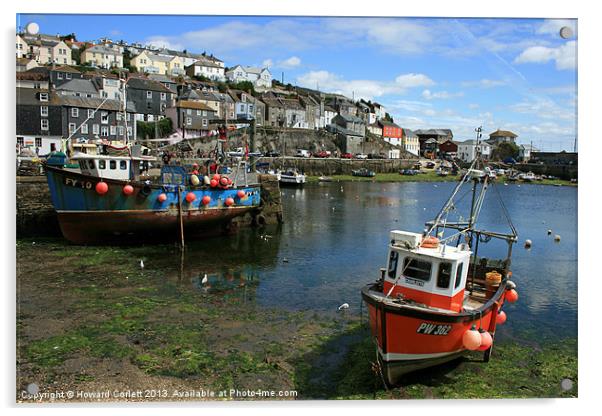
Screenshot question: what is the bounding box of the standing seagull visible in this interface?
[202,274,208,284]
[140,260,144,269]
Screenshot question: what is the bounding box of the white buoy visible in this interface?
[524,239,532,248]
[140,260,144,269]
[554,235,561,242]
[338,303,350,311]
[202,274,208,284]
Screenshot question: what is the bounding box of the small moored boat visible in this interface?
[352,168,376,178]
[279,169,306,186]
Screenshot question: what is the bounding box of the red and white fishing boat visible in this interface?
[362,127,520,386]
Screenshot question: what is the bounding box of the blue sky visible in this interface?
[17,14,577,150]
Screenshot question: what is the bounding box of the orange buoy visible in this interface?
[496,310,507,325]
[185,192,196,203]
[478,329,493,351]
[420,235,440,249]
[219,177,229,187]
[462,326,481,350]
[237,190,246,199]
[210,179,218,188]
[123,184,134,195]
[95,181,108,195]
[212,174,221,182]
[157,193,167,203]
[505,289,519,303]
[201,195,211,205]
[225,197,234,207]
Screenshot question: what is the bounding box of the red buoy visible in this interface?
[225,197,234,207]
[212,174,221,182]
[219,177,229,187]
[496,310,507,325]
[462,326,481,350]
[506,289,519,303]
[237,190,246,199]
[478,329,493,351]
[123,184,134,195]
[95,181,108,195]
[157,193,167,203]
[210,179,218,188]
[185,192,196,203]
[201,195,211,205]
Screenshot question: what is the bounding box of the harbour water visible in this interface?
[16,180,578,399]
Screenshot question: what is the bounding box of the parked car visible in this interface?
[400,169,419,176]
[295,149,311,158]
[355,153,368,159]
[265,150,281,157]
[313,151,331,158]
[367,153,385,159]
[341,153,354,159]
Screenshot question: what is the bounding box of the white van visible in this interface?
[296,149,311,158]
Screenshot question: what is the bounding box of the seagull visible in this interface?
[140,260,144,269]
[283,258,289,263]
[338,303,350,311]
[202,274,208,284]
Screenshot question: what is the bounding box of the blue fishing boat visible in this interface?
[45,149,261,244]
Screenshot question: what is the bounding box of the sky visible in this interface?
[17,14,578,151]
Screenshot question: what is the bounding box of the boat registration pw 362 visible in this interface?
[416,322,452,336]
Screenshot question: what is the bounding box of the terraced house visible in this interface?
[166,101,217,138]
[125,77,174,122]
[81,44,124,69]
[17,33,73,65]
[131,51,185,76]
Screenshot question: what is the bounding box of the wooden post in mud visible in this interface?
[177,186,185,249]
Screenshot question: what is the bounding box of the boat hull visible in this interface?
[45,166,261,244]
[362,282,505,385]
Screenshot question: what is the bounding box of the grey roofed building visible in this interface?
[85,44,122,56]
[179,88,201,101]
[56,95,135,112]
[126,77,173,93]
[335,113,365,124]
[55,79,100,97]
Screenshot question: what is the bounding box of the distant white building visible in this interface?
[518,144,539,161]
[226,65,272,88]
[185,56,226,82]
[457,140,492,163]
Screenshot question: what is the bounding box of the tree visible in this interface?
[492,141,519,161]
[384,112,394,122]
[136,118,173,140]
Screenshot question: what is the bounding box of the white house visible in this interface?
[226,65,272,88]
[518,144,539,161]
[457,140,492,163]
[185,57,226,82]
[373,102,386,120]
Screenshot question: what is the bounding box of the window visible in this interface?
[99,160,106,169]
[116,112,122,121]
[403,258,432,282]
[118,126,124,136]
[68,123,76,133]
[186,117,192,126]
[186,109,192,115]
[454,263,464,289]
[161,92,166,100]
[202,110,207,116]
[57,72,63,80]
[109,160,116,170]
[93,124,100,135]
[437,262,453,289]
[35,137,42,147]
[101,112,109,124]
[202,119,208,127]
[81,124,88,134]
[88,160,95,169]
[39,93,48,102]
[71,108,79,118]
[101,126,108,137]
[120,160,127,170]
[79,160,87,169]
[40,106,48,116]
[110,126,116,135]
[387,251,399,279]
[17,137,24,146]
[66,73,72,80]
[88,109,94,118]
[41,119,49,130]
[127,126,132,137]
[197,110,202,116]
[146,91,152,99]
[102,91,108,98]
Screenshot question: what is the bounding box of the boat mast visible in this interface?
[467,126,483,234]
[121,76,129,145]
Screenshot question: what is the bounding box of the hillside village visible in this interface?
[17,32,547,163]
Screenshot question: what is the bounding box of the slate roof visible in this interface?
[489,129,518,138]
[16,67,50,81]
[126,77,173,93]
[16,88,58,106]
[176,101,216,111]
[55,79,99,95]
[85,45,122,55]
[335,113,365,124]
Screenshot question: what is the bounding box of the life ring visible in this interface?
[420,235,439,249]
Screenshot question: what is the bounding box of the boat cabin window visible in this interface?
[99,160,106,169]
[454,262,464,289]
[403,258,432,282]
[78,160,87,169]
[387,251,398,278]
[110,160,116,170]
[120,161,127,170]
[436,262,452,289]
[88,160,95,169]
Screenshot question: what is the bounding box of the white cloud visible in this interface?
[145,36,184,51]
[514,41,576,70]
[508,97,575,121]
[278,56,301,69]
[262,59,273,68]
[536,19,577,37]
[468,103,480,109]
[296,71,434,100]
[421,89,464,100]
